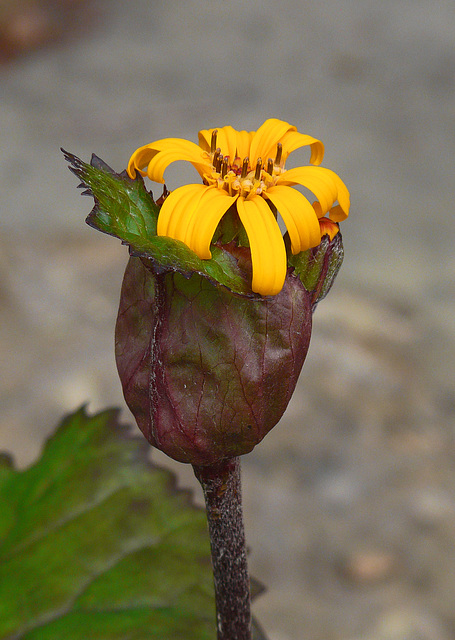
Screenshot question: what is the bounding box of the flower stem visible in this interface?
[193,457,252,640]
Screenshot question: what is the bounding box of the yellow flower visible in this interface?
[127,118,349,296]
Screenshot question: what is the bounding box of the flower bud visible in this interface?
[115,257,313,465]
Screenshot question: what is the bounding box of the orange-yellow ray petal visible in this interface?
[236,195,287,296]
[324,170,349,215]
[277,166,349,216]
[186,188,238,259]
[312,201,323,218]
[157,184,207,243]
[279,130,325,165]
[249,119,296,165]
[127,145,159,178]
[277,166,335,213]
[127,138,210,183]
[327,204,348,222]
[234,129,254,160]
[265,185,321,254]
[215,126,240,160]
[319,216,339,240]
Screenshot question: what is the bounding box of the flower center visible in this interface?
[203,130,284,198]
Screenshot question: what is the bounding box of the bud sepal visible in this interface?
[288,230,344,307]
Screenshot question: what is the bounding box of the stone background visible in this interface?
[1,1,455,638]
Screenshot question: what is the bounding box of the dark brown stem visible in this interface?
[193,457,252,640]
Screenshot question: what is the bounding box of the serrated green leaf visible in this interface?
[0,408,267,640]
[62,151,253,297]
[0,408,213,639]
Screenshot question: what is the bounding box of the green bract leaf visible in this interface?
[0,408,266,640]
[62,151,253,296]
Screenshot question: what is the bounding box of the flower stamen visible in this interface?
[214,152,223,174]
[221,156,229,179]
[211,130,218,154]
[254,158,262,181]
[275,142,282,166]
[241,157,249,179]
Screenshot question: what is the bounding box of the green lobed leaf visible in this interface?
[62,151,253,296]
[0,407,266,640]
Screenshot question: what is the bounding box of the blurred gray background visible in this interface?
[1,1,455,638]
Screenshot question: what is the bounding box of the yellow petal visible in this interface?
[187,188,237,259]
[277,166,349,216]
[278,166,335,213]
[214,126,240,160]
[328,204,347,222]
[127,138,210,183]
[236,195,287,296]
[326,170,350,215]
[265,186,321,254]
[157,184,207,243]
[127,145,159,178]
[249,118,295,165]
[279,130,325,165]
[234,129,254,160]
[319,217,339,240]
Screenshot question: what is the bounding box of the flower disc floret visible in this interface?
[127,118,350,296]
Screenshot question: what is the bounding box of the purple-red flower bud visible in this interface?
[115,258,313,466]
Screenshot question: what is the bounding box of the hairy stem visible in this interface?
[193,457,252,640]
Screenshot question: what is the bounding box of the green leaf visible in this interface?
[62,151,253,297]
[0,407,266,639]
